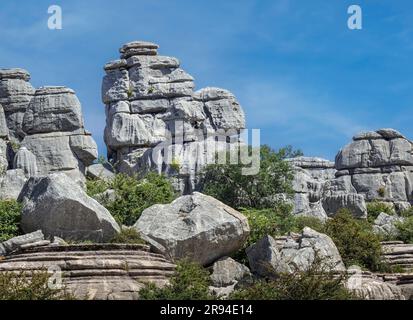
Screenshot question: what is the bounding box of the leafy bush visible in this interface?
[366,201,394,223]
[0,200,22,242]
[229,256,355,300]
[139,260,213,300]
[395,216,413,244]
[110,228,145,244]
[323,209,383,271]
[292,216,325,233]
[201,145,300,209]
[0,271,74,300]
[86,172,176,226]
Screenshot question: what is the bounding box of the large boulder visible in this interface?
[373,213,405,238]
[18,173,120,242]
[0,169,27,200]
[246,228,346,278]
[134,192,250,265]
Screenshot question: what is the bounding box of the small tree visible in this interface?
[201,145,300,209]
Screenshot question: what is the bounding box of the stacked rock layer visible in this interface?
[0,244,175,300]
[288,129,413,219]
[0,68,98,194]
[102,41,245,193]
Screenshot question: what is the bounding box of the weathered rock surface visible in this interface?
[0,68,98,190]
[86,163,115,181]
[0,244,176,300]
[134,192,250,266]
[381,241,413,272]
[0,169,27,200]
[373,213,405,238]
[246,228,345,278]
[103,41,245,193]
[0,230,44,256]
[19,173,120,242]
[346,268,405,300]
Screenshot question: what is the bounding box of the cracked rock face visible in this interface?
[288,129,413,219]
[0,68,98,195]
[102,41,245,193]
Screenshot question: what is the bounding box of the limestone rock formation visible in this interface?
[373,213,405,238]
[346,268,405,300]
[102,41,245,193]
[0,68,98,192]
[0,244,176,300]
[134,192,250,266]
[288,129,413,219]
[246,228,346,278]
[87,163,115,181]
[0,230,44,256]
[18,173,120,242]
[209,257,252,297]
[381,241,413,272]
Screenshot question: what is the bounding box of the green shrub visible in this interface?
[139,260,213,300]
[395,216,413,244]
[292,216,325,233]
[323,209,383,271]
[86,172,176,226]
[107,173,176,226]
[0,200,22,242]
[366,201,394,223]
[110,228,145,245]
[85,178,110,197]
[229,256,355,300]
[201,145,301,209]
[0,271,74,300]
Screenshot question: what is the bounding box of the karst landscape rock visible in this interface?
[0,41,412,300]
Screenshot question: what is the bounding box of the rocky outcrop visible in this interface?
[381,241,413,272]
[134,192,250,266]
[18,173,120,242]
[86,163,115,181]
[246,228,346,278]
[102,41,245,193]
[0,68,98,192]
[373,213,405,238]
[0,230,45,256]
[0,244,176,300]
[346,268,405,300]
[289,129,413,218]
[209,257,252,297]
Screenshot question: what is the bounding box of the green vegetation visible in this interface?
[229,256,355,300]
[110,228,146,245]
[139,260,213,300]
[0,271,74,300]
[201,145,301,209]
[366,201,394,223]
[86,172,176,226]
[323,209,383,271]
[395,216,413,244]
[0,200,22,242]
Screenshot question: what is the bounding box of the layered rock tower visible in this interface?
[0,68,98,195]
[102,41,245,193]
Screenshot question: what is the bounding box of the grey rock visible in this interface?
[22,87,84,134]
[87,163,115,181]
[0,230,44,256]
[0,169,27,200]
[134,192,250,266]
[69,134,98,166]
[373,213,404,237]
[130,99,169,114]
[210,257,252,287]
[322,193,367,218]
[0,105,9,138]
[13,147,38,177]
[19,173,120,242]
[246,228,346,278]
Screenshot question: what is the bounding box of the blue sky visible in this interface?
[1,0,413,160]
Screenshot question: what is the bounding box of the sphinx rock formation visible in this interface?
[0,69,98,195]
[102,41,245,193]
